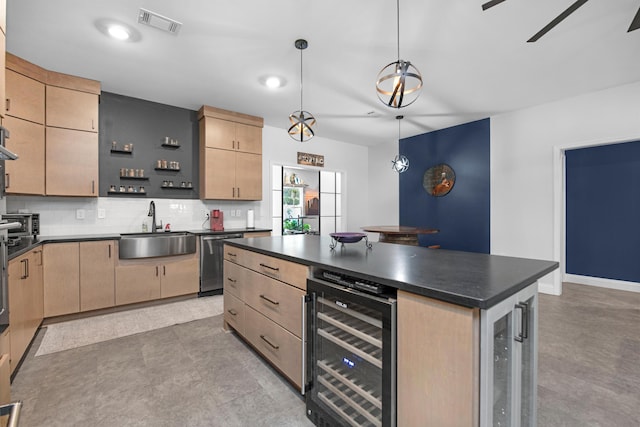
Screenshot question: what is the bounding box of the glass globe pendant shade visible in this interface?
[288,110,316,142]
[392,154,410,173]
[376,60,423,108]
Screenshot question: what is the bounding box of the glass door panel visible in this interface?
[493,312,513,427]
[519,294,536,427]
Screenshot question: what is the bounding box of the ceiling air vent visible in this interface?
[137,8,182,35]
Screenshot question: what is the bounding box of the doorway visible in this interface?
[270,164,343,236]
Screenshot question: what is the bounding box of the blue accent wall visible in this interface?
[399,119,490,253]
[565,141,640,282]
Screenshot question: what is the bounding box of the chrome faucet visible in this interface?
[148,201,162,232]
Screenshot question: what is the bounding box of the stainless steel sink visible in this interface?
[119,232,197,259]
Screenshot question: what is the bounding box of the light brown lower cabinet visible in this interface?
[43,241,116,317]
[8,247,43,374]
[80,241,116,311]
[115,252,199,306]
[397,290,480,427]
[0,353,9,427]
[244,306,302,387]
[1,328,11,421]
[223,245,308,390]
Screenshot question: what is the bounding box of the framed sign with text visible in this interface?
[297,152,324,167]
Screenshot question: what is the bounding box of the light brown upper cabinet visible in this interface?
[202,116,262,154]
[198,105,263,200]
[4,116,45,195]
[46,127,98,196]
[45,84,98,132]
[5,54,48,194]
[6,68,45,124]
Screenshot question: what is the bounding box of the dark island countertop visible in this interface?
[225,235,559,309]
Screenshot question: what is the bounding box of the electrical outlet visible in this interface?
[98,208,106,219]
[76,209,85,220]
[236,209,241,217]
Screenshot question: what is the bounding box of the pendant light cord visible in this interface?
[300,47,304,111]
[396,0,400,61]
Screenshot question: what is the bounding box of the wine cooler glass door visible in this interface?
[307,279,395,427]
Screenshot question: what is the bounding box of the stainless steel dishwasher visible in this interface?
[199,233,243,296]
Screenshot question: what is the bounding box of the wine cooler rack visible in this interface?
[307,274,396,427]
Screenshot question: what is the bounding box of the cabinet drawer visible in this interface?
[244,268,304,338]
[223,292,245,335]
[245,306,302,389]
[223,260,246,299]
[224,245,308,290]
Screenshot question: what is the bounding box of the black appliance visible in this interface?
[199,233,243,296]
[306,271,397,427]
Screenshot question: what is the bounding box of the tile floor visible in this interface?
[11,315,311,427]
[8,282,640,426]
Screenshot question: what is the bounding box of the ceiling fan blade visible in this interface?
[528,0,590,42]
[482,0,508,11]
[629,6,640,32]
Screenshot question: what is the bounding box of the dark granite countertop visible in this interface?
[225,235,559,309]
[7,228,271,260]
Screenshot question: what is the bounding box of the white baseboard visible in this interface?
[564,274,640,293]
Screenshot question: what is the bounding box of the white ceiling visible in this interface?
[6,0,640,147]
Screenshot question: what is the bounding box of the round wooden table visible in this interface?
[361,225,439,246]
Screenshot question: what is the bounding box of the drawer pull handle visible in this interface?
[227,309,238,316]
[260,334,279,350]
[227,252,237,257]
[227,278,237,286]
[259,263,280,272]
[260,294,279,306]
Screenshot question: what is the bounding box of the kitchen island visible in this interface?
[224,235,558,427]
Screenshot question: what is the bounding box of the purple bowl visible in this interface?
[330,232,367,243]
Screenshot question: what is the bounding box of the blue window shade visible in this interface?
[565,141,640,282]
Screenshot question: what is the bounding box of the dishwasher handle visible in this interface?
[201,233,244,241]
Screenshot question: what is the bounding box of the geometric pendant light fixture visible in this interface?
[288,39,316,142]
[376,0,423,108]
[391,115,409,173]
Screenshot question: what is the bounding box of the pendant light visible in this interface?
[288,39,316,142]
[376,0,423,109]
[391,115,409,173]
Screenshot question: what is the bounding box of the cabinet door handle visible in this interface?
[227,308,237,316]
[5,98,10,112]
[156,266,159,276]
[92,119,95,130]
[259,263,279,272]
[163,265,166,276]
[5,173,9,189]
[237,141,240,150]
[92,180,95,194]
[260,334,280,350]
[232,187,235,198]
[25,258,29,279]
[108,244,111,259]
[20,259,27,279]
[514,302,529,342]
[259,294,279,306]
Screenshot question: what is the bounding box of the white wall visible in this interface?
[365,140,400,241]
[491,80,640,294]
[7,124,371,236]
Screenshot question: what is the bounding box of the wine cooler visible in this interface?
[305,271,397,427]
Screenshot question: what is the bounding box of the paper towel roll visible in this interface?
[247,209,255,228]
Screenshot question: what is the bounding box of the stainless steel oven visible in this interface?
[306,271,397,427]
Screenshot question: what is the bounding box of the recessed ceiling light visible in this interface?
[108,25,130,40]
[265,77,282,89]
[259,75,286,89]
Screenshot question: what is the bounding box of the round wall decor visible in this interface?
[423,164,456,197]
